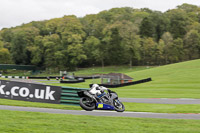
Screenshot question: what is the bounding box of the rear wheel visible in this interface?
[113,99,125,112]
[79,97,95,111]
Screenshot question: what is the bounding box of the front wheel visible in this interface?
[79,97,96,111]
[113,99,125,112]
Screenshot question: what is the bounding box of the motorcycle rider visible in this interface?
[89,84,108,96]
[89,84,112,103]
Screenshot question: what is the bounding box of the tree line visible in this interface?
[0,3,200,70]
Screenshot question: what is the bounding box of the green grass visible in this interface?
[1,61,200,132]
[2,59,200,99]
[74,66,154,76]
[124,102,200,113]
[1,59,200,114]
[0,98,81,110]
[117,59,200,98]
[48,59,200,99]
[1,66,153,77]
[0,110,200,133]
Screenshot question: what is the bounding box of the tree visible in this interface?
[31,36,44,67]
[184,30,200,59]
[140,17,155,38]
[0,41,12,64]
[131,10,150,26]
[67,44,87,70]
[141,37,157,65]
[140,12,170,41]
[102,23,125,65]
[80,14,98,37]
[42,34,62,69]
[177,3,199,13]
[56,15,86,46]
[84,36,101,65]
[161,32,174,64]
[119,21,141,67]
[166,9,191,39]
[11,27,39,64]
[153,39,165,65]
[173,38,184,62]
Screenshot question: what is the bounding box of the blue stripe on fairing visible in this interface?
[97,92,106,98]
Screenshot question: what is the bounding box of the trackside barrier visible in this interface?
[89,78,152,88]
[28,76,60,79]
[0,80,61,104]
[60,79,85,83]
[1,76,27,79]
[60,86,89,106]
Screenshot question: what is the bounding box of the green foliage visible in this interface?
[103,23,126,65]
[161,32,174,64]
[84,36,101,65]
[119,20,141,66]
[0,4,200,69]
[67,43,87,69]
[184,30,200,59]
[11,27,39,64]
[166,9,191,39]
[141,37,157,65]
[140,12,169,41]
[0,47,12,64]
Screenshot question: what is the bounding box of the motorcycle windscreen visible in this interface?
[96,103,114,110]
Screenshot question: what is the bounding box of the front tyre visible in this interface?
[113,99,125,112]
[79,97,95,111]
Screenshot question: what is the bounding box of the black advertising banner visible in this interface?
[0,80,61,104]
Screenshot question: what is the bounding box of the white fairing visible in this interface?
[89,84,107,95]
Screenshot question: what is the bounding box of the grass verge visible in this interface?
[124,102,200,113]
[0,110,200,133]
[0,98,81,110]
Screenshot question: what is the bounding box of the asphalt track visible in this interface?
[119,98,200,104]
[0,105,200,120]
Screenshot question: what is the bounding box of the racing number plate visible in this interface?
[98,104,103,108]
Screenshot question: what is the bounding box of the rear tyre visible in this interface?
[79,97,95,111]
[113,99,125,112]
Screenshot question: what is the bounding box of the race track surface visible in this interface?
[0,105,200,120]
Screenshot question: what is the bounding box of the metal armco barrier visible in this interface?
[60,87,88,106]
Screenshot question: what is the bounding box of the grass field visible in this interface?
[0,99,81,110]
[124,102,200,113]
[74,66,155,76]
[4,59,200,99]
[0,110,200,133]
[1,59,200,113]
[2,66,154,77]
[0,60,200,132]
[46,59,200,99]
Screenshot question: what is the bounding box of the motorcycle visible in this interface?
[77,86,125,112]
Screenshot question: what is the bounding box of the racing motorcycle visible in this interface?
[77,86,125,112]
